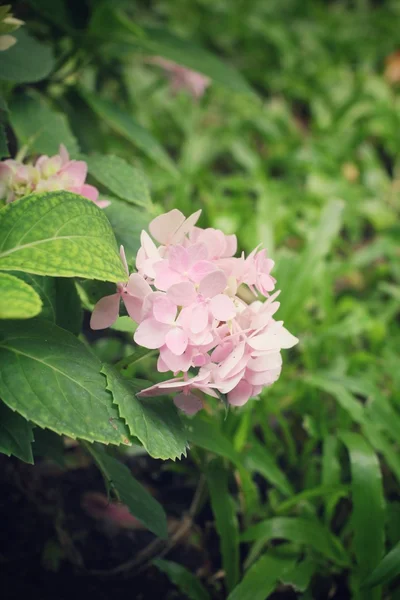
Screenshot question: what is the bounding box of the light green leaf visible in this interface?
[10,92,79,156]
[0,28,54,83]
[241,517,349,566]
[227,554,296,600]
[153,559,211,600]
[85,153,152,209]
[102,364,188,460]
[0,319,130,445]
[85,443,168,539]
[363,540,400,590]
[206,459,240,591]
[104,199,150,263]
[340,432,385,600]
[244,437,294,496]
[0,401,34,463]
[0,192,127,282]
[78,87,177,174]
[0,272,42,319]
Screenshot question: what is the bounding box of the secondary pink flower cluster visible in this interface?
[91,209,298,415]
[0,144,106,207]
[150,57,210,99]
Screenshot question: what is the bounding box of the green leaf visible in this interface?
[84,443,168,539]
[32,428,66,467]
[104,199,150,263]
[280,557,317,593]
[0,192,127,282]
[116,13,255,96]
[244,437,294,496]
[0,401,34,463]
[322,435,342,523]
[0,29,54,83]
[0,123,8,158]
[78,87,177,174]
[241,517,349,566]
[10,92,79,156]
[206,459,240,591]
[153,559,211,600]
[102,365,188,460]
[85,154,152,209]
[0,272,42,319]
[0,319,130,445]
[340,432,385,599]
[363,540,400,589]
[227,554,296,600]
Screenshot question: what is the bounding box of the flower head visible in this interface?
[91,208,298,414]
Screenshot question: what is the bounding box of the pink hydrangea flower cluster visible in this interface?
[0,144,106,207]
[91,209,298,415]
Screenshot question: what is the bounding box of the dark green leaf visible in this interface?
[0,29,54,83]
[102,365,188,460]
[85,153,152,209]
[78,87,177,174]
[0,192,127,282]
[0,401,34,463]
[84,443,168,539]
[0,319,130,445]
[10,92,79,156]
[32,428,65,467]
[206,459,240,591]
[153,559,211,600]
[104,199,150,263]
[244,437,294,496]
[0,272,42,319]
[0,122,8,158]
[363,540,400,589]
[227,553,296,600]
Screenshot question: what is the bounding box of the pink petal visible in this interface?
[160,346,193,372]
[215,369,246,394]
[189,260,216,283]
[153,296,177,324]
[222,234,237,257]
[149,209,185,244]
[228,380,253,407]
[59,144,69,164]
[245,368,281,386]
[187,242,208,264]
[173,392,203,415]
[154,263,184,291]
[61,160,87,186]
[122,294,143,322]
[217,342,246,379]
[157,355,169,373]
[165,328,188,355]
[167,281,197,306]
[90,293,120,330]
[247,352,282,372]
[198,270,227,298]
[168,245,189,272]
[141,230,160,258]
[137,377,184,397]
[127,273,152,299]
[170,209,202,244]
[190,303,209,334]
[211,341,234,363]
[134,318,169,349]
[248,322,298,351]
[79,184,100,204]
[209,294,236,321]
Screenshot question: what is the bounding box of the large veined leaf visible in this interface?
[0,192,127,282]
[104,199,150,263]
[102,365,188,460]
[227,554,296,600]
[0,272,42,319]
[10,92,79,156]
[363,540,400,590]
[206,459,240,592]
[0,29,54,83]
[85,153,152,210]
[153,559,211,600]
[0,401,34,463]
[340,432,385,600]
[241,517,350,566]
[0,320,130,445]
[78,87,177,174]
[85,443,168,539]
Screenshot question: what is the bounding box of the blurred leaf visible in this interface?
[104,199,150,263]
[0,192,126,282]
[0,319,130,445]
[0,272,42,319]
[153,559,211,600]
[227,553,296,600]
[0,401,34,463]
[322,435,342,523]
[84,443,168,538]
[78,87,177,174]
[10,92,79,156]
[85,153,152,210]
[241,517,349,566]
[0,29,54,83]
[32,428,65,467]
[102,365,188,460]
[206,459,240,591]
[363,540,400,590]
[28,0,72,30]
[280,557,317,593]
[244,437,294,496]
[340,432,385,599]
[0,123,8,158]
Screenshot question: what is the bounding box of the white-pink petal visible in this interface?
[153,296,177,324]
[165,327,188,356]
[209,294,236,321]
[167,281,197,306]
[149,209,185,244]
[126,273,152,298]
[198,270,227,298]
[134,318,169,349]
[228,380,253,407]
